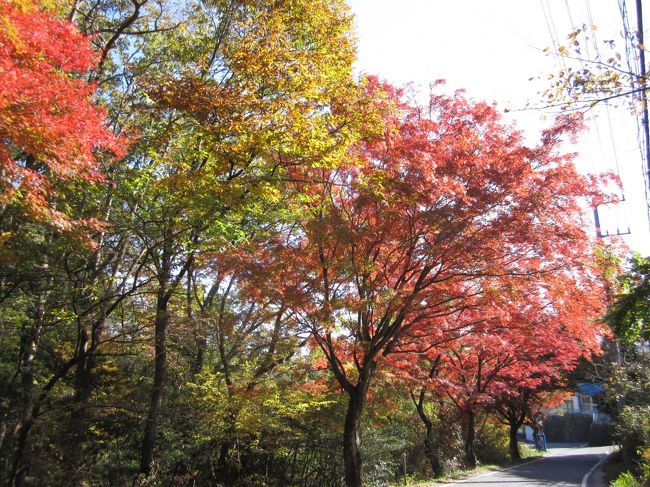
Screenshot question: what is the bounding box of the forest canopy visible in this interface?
[0,1,620,486]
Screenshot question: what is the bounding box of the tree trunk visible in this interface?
[464,412,477,468]
[412,389,444,477]
[508,422,521,461]
[10,287,47,486]
[64,321,103,483]
[10,416,35,487]
[192,336,206,375]
[60,326,94,483]
[0,412,7,459]
[140,286,171,475]
[215,411,238,482]
[139,237,192,476]
[0,420,19,479]
[343,389,365,487]
[65,329,103,486]
[74,316,106,403]
[424,424,443,477]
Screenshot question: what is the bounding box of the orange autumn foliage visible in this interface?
[0,0,123,228]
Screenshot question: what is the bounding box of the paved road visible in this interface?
[447,444,612,487]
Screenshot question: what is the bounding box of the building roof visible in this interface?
[576,383,605,397]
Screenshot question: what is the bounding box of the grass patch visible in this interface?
[520,443,545,460]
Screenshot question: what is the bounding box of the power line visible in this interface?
[541,0,568,71]
[588,0,632,236]
[586,0,625,185]
[620,0,650,229]
[558,0,630,236]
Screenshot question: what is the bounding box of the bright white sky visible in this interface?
[347,0,650,254]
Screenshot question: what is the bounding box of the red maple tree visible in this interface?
[426,273,606,467]
[0,0,122,229]
[224,78,612,487]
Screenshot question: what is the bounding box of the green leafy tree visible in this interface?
[603,253,650,481]
[606,253,650,344]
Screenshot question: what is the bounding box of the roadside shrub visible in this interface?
[361,397,422,486]
[475,419,510,465]
[588,422,614,446]
[543,414,593,442]
[611,471,642,487]
[616,405,650,474]
[431,405,464,474]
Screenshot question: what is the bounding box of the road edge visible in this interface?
[580,450,614,487]
[445,456,547,486]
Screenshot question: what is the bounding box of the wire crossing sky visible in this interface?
[348,0,650,253]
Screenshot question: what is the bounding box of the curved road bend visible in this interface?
[447,444,612,487]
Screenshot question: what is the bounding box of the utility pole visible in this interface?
[594,207,604,238]
[636,0,650,224]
